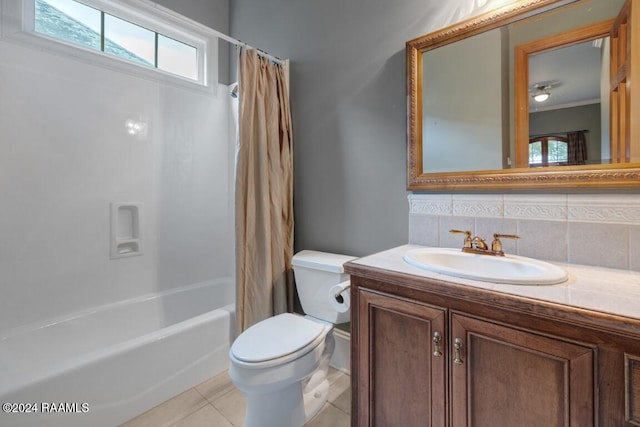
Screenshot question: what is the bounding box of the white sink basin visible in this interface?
[403,248,568,285]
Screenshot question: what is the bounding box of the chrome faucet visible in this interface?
[450,229,519,256]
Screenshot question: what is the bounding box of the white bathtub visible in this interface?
[0,278,235,427]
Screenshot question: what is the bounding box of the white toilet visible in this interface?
[228,250,356,427]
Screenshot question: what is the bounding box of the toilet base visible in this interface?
[303,378,330,423]
[243,377,330,427]
[245,382,306,427]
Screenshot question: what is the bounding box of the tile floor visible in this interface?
[120,368,351,427]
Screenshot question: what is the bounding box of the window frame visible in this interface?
[1,0,217,94]
[528,136,569,167]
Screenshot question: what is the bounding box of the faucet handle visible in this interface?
[491,233,520,253]
[450,229,472,248]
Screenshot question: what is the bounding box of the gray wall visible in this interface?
[423,29,505,173]
[150,0,420,257]
[530,104,602,163]
[228,0,531,257]
[171,0,625,258]
[229,0,448,256]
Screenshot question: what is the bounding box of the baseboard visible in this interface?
[330,328,350,374]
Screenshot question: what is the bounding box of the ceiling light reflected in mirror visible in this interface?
[532,85,551,102]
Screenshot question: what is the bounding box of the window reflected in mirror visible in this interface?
[528,136,568,167]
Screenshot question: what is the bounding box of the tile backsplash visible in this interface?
[408,194,640,271]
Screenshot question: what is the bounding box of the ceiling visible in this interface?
[528,37,606,113]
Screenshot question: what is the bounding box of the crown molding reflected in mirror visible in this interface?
[407,0,640,191]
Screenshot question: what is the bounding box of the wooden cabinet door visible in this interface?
[450,313,595,427]
[357,289,447,427]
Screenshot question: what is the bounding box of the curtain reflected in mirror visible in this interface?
[567,131,587,165]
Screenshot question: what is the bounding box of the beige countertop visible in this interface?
[348,244,640,322]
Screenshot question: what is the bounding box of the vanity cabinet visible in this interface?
[357,289,446,426]
[348,265,640,427]
[448,312,593,427]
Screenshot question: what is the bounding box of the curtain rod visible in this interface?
[216,32,284,65]
[530,129,590,138]
[150,1,284,66]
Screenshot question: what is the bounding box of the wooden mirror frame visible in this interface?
[407,0,640,191]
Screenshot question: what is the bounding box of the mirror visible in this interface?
[525,37,608,166]
[513,17,616,167]
[407,0,640,190]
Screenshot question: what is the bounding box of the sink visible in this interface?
[403,248,568,285]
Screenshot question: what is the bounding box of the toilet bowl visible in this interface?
[228,250,356,427]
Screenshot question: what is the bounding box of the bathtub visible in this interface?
[0,278,235,427]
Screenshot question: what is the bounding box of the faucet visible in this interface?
[471,236,488,250]
[450,229,519,256]
[449,229,472,249]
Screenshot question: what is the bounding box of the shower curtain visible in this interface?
[235,48,294,333]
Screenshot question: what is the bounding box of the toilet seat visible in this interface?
[230,313,330,368]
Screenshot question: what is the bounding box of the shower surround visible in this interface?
[0,21,236,426]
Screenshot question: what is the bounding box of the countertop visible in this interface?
[346,244,640,323]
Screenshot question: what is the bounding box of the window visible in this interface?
[528,136,569,167]
[103,13,156,67]
[2,0,216,91]
[35,0,102,51]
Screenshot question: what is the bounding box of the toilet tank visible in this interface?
[292,250,357,324]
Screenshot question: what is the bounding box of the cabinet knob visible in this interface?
[432,331,443,357]
[453,338,464,365]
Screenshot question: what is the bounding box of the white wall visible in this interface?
[0,38,234,334]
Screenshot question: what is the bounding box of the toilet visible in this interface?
[228,250,356,427]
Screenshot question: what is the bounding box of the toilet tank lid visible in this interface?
[292,250,357,273]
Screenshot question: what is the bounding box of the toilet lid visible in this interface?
[231,313,326,363]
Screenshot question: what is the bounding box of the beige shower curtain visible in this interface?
[235,48,294,333]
